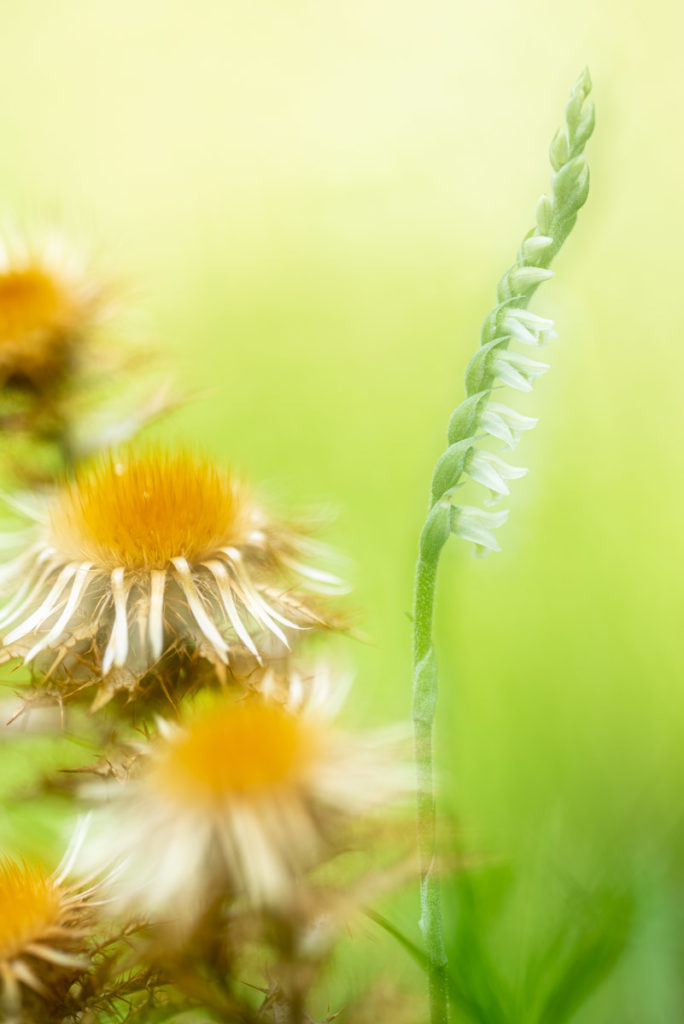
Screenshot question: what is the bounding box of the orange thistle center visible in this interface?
[0,860,62,960]
[0,268,65,344]
[49,452,249,571]
[151,701,318,804]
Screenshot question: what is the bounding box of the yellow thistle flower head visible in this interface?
[0,861,63,961]
[78,669,408,930]
[0,826,95,1020]
[0,227,106,395]
[0,448,345,706]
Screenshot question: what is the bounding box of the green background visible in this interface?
[1,2,683,1020]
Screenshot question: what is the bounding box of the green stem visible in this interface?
[412,541,449,1024]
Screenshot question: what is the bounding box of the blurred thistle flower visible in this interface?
[0,449,345,706]
[0,823,96,1022]
[78,673,407,928]
[0,227,107,399]
[0,226,191,489]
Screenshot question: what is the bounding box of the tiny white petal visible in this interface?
[487,402,539,431]
[504,308,555,331]
[148,570,166,661]
[501,309,557,347]
[521,234,554,257]
[481,402,539,447]
[468,451,528,496]
[468,452,510,495]
[24,563,93,661]
[451,504,509,551]
[203,559,261,659]
[503,317,539,347]
[499,349,551,375]
[480,410,516,447]
[102,568,130,674]
[172,557,229,661]
[4,564,78,645]
[483,451,528,480]
[494,360,534,392]
[509,266,554,291]
[493,349,550,391]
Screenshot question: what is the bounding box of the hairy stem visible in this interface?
[412,550,449,1023]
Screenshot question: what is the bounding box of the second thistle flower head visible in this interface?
[0,448,344,704]
[78,670,407,929]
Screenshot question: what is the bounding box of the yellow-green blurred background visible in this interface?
[1,1,684,1020]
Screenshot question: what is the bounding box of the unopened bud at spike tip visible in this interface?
[522,234,554,260]
[509,266,555,293]
[550,129,570,172]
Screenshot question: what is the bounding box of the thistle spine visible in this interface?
[412,69,595,1024]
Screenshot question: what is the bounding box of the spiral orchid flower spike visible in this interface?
[412,69,595,1023]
